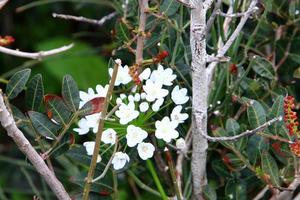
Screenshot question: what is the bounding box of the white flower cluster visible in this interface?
[74,60,190,170]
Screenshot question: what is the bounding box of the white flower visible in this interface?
[126,125,148,147]
[150,65,176,86]
[171,106,188,124]
[115,102,139,124]
[83,141,96,155]
[137,142,155,160]
[120,93,126,99]
[109,64,132,86]
[128,95,134,102]
[73,118,90,135]
[139,102,149,112]
[134,93,141,102]
[141,92,147,100]
[152,98,164,112]
[79,85,109,108]
[112,152,130,170]
[102,128,117,145]
[176,138,186,150]
[116,97,122,104]
[171,86,189,105]
[155,117,179,143]
[139,68,151,81]
[143,80,169,102]
[85,113,101,133]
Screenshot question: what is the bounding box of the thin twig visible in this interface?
[52,12,117,26]
[82,62,119,200]
[0,44,73,59]
[174,0,193,8]
[92,137,118,183]
[206,0,222,35]
[217,9,255,18]
[206,0,258,83]
[252,186,269,200]
[175,126,192,199]
[0,90,71,200]
[197,116,283,142]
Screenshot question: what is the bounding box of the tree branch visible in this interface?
[52,12,117,26]
[82,62,119,200]
[198,116,283,142]
[0,90,70,200]
[206,0,222,35]
[136,0,149,67]
[206,0,258,83]
[0,44,74,59]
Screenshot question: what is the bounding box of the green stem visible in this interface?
[146,160,168,200]
[127,170,161,197]
[166,151,182,200]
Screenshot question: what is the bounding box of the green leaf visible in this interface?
[247,100,266,129]
[62,75,80,112]
[160,0,180,16]
[115,21,130,42]
[28,111,61,139]
[26,74,44,111]
[211,159,232,178]
[44,95,72,125]
[251,56,275,80]
[203,184,217,200]
[226,118,240,135]
[247,135,269,165]
[225,179,247,200]
[293,67,300,78]
[261,151,280,186]
[6,69,31,99]
[11,105,29,129]
[268,96,285,135]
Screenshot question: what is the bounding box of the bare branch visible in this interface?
[217,8,258,18]
[197,116,283,142]
[52,12,117,26]
[206,0,222,35]
[0,90,70,200]
[174,0,193,8]
[206,0,258,82]
[0,44,73,59]
[82,62,119,200]
[275,173,300,200]
[136,0,149,67]
[206,55,230,63]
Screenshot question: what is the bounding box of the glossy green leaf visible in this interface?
[268,95,285,135]
[211,159,232,178]
[160,0,180,16]
[251,56,275,80]
[226,118,240,135]
[6,69,31,99]
[44,95,72,125]
[26,74,44,111]
[261,151,280,186]
[115,21,130,42]
[28,111,61,139]
[62,75,80,112]
[247,100,266,129]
